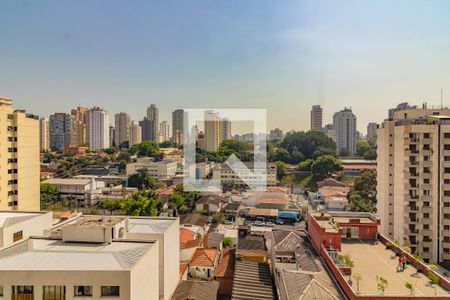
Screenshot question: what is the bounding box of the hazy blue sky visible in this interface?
[1,0,450,133]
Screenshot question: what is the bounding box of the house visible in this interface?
[42,178,105,207]
[236,225,267,263]
[180,227,204,262]
[180,214,209,229]
[214,248,236,298]
[257,197,287,210]
[222,201,242,217]
[205,232,224,250]
[188,248,219,280]
[126,158,177,179]
[171,280,219,300]
[195,195,222,214]
[232,261,275,300]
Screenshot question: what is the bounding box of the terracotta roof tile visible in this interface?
[215,248,235,278]
[190,248,218,267]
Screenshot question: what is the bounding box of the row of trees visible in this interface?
[347,170,377,213]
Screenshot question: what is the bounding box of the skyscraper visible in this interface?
[160,121,170,142]
[172,109,184,145]
[366,122,378,143]
[86,107,110,150]
[130,122,142,146]
[39,118,49,151]
[147,104,159,140]
[49,113,73,152]
[0,97,40,211]
[140,118,156,141]
[311,105,323,131]
[377,104,450,264]
[220,118,231,143]
[71,106,88,146]
[333,108,357,154]
[203,110,221,152]
[114,112,131,145]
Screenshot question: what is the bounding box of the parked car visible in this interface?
[254,221,264,226]
[276,219,284,225]
[266,222,275,227]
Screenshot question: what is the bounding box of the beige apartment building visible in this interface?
[377,105,450,264]
[310,105,323,131]
[39,118,49,151]
[0,97,40,211]
[204,110,221,152]
[71,106,88,146]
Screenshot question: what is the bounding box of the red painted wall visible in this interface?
[307,213,341,251]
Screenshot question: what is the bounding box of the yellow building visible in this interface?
[0,97,40,211]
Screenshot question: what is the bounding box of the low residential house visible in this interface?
[247,207,279,222]
[188,248,219,280]
[232,261,275,300]
[236,225,267,263]
[222,201,243,218]
[257,197,287,210]
[180,214,209,230]
[42,178,105,207]
[156,185,176,201]
[214,248,235,298]
[195,195,222,214]
[245,186,289,207]
[100,185,138,201]
[180,227,204,262]
[205,232,224,251]
[171,280,219,300]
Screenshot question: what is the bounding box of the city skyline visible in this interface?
[3,1,450,133]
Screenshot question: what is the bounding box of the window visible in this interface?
[424,133,430,138]
[424,213,430,219]
[8,169,17,174]
[13,230,23,242]
[8,136,17,142]
[8,158,17,163]
[423,144,430,150]
[8,147,17,153]
[424,179,430,184]
[445,145,450,150]
[423,247,430,252]
[445,214,450,219]
[446,133,450,138]
[446,179,450,184]
[101,286,120,297]
[424,190,430,196]
[446,156,450,161]
[445,225,450,230]
[445,248,450,253]
[445,202,450,207]
[43,286,65,300]
[424,224,430,229]
[445,237,450,242]
[445,191,450,196]
[12,286,33,295]
[8,179,17,185]
[0,286,3,297]
[423,167,430,174]
[74,286,92,297]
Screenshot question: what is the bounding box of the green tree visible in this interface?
[275,161,287,180]
[353,170,377,204]
[356,140,371,157]
[338,148,351,157]
[220,140,252,153]
[428,272,440,295]
[376,275,388,295]
[212,212,225,224]
[311,155,343,179]
[313,147,337,159]
[120,190,160,216]
[160,141,177,148]
[405,281,415,295]
[128,169,162,190]
[353,273,363,293]
[40,183,58,210]
[298,159,314,171]
[98,199,122,215]
[347,193,374,212]
[129,141,160,157]
[273,148,291,163]
[280,131,336,159]
[223,237,233,248]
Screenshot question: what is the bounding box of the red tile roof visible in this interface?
[179,263,188,278]
[190,248,218,267]
[180,228,197,249]
[215,248,236,278]
[157,185,177,195]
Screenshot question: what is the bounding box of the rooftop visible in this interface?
[238,235,266,251]
[215,248,235,278]
[42,178,93,185]
[340,240,449,296]
[172,280,219,300]
[0,211,49,228]
[0,238,154,271]
[180,213,209,227]
[127,217,177,234]
[248,207,278,217]
[311,211,379,233]
[190,248,218,267]
[232,261,275,300]
[258,198,288,205]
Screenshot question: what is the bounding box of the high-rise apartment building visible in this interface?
[0,97,40,211]
[71,106,88,146]
[140,118,156,141]
[333,108,357,154]
[203,110,221,152]
[39,118,49,151]
[146,104,159,140]
[114,112,131,145]
[172,109,184,145]
[367,122,378,143]
[311,105,323,131]
[49,113,73,152]
[160,121,170,142]
[268,128,284,141]
[323,124,336,142]
[377,104,450,264]
[220,118,231,143]
[130,122,142,146]
[86,107,110,150]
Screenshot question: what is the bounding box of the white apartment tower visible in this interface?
[220,118,231,143]
[160,121,170,142]
[114,112,131,146]
[377,104,450,264]
[311,105,323,131]
[204,110,221,152]
[333,108,357,154]
[130,122,142,146]
[39,118,49,151]
[86,107,110,150]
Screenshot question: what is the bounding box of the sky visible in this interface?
[2,0,450,134]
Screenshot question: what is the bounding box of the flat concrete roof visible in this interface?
[341,240,449,296]
[0,211,49,228]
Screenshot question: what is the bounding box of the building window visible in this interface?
[8,147,17,153]
[423,213,430,219]
[424,133,430,138]
[445,248,450,253]
[445,133,450,138]
[423,167,430,174]
[423,190,430,196]
[13,230,23,242]
[12,286,33,295]
[8,158,17,163]
[445,225,450,230]
[423,144,430,150]
[445,191,450,197]
[445,214,450,219]
[445,156,450,161]
[74,286,92,296]
[43,286,65,300]
[423,247,430,252]
[444,237,450,242]
[8,169,17,174]
[0,286,3,297]
[424,179,430,184]
[445,145,450,150]
[101,286,120,297]
[446,179,450,184]
[424,224,430,229]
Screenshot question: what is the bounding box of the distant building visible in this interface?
[160,121,170,142]
[109,125,115,147]
[220,118,231,143]
[387,101,416,119]
[86,107,110,150]
[203,110,221,152]
[146,104,159,140]
[311,105,323,131]
[333,108,357,155]
[49,112,73,152]
[114,112,131,145]
[366,122,378,143]
[71,106,88,146]
[212,162,277,188]
[126,158,178,179]
[268,128,284,141]
[172,109,184,145]
[140,117,157,141]
[39,117,49,151]
[42,178,106,207]
[129,122,142,146]
[323,123,336,142]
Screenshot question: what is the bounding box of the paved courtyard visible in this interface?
[341,240,450,296]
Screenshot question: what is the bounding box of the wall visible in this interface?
[130,241,159,300]
[188,265,214,280]
[1,212,52,248]
[307,213,341,251]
